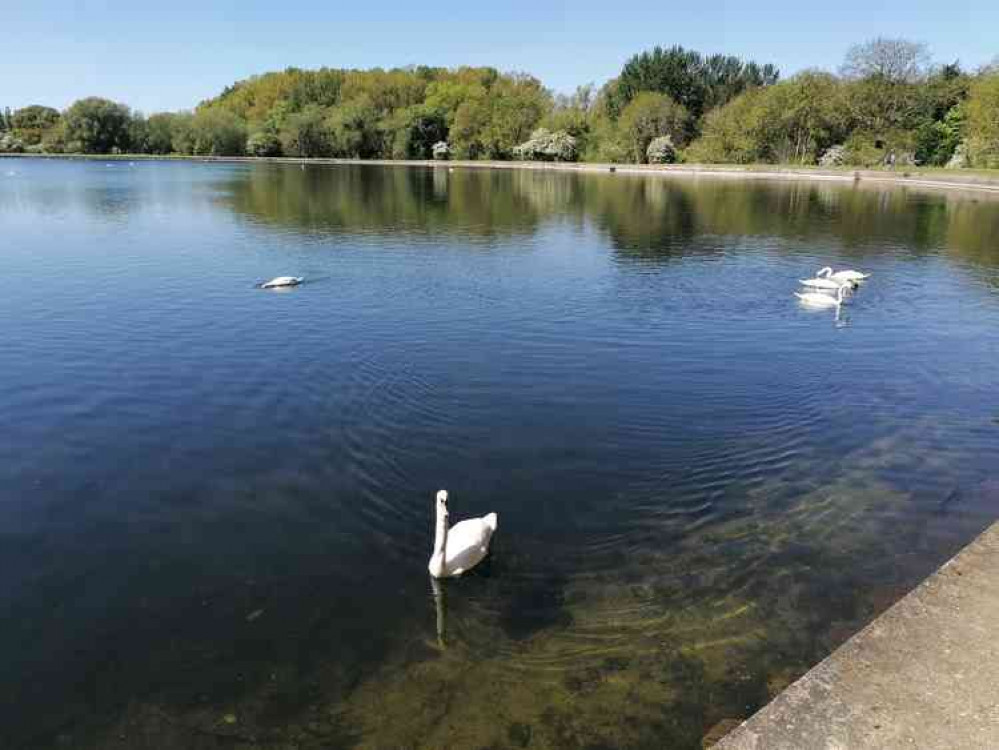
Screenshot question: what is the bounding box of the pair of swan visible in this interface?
[261,276,303,289]
[796,267,869,308]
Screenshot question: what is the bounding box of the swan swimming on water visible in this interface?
[260,276,303,289]
[799,275,855,291]
[795,284,849,308]
[428,490,498,579]
[817,266,870,283]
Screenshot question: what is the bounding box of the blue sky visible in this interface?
[2,0,995,114]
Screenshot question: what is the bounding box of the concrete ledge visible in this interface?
[715,522,999,750]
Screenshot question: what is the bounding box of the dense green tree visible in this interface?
[146,113,179,154]
[914,122,952,166]
[965,72,999,167]
[843,76,928,135]
[246,131,282,157]
[63,97,132,153]
[279,105,332,157]
[259,101,295,137]
[386,104,447,159]
[480,75,551,158]
[922,63,971,121]
[842,128,918,166]
[423,76,488,128]
[40,121,71,153]
[914,104,965,165]
[186,109,247,156]
[685,88,771,163]
[10,105,61,145]
[688,72,851,165]
[11,105,61,130]
[326,99,379,157]
[617,92,691,162]
[543,85,595,154]
[213,67,343,123]
[170,113,197,154]
[606,45,778,119]
[761,72,849,163]
[284,68,345,111]
[449,96,490,159]
[127,113,150,154]
[340,69,427,113]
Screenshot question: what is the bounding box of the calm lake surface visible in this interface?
[1,158,998,750]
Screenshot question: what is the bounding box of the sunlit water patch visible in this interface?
[0,159,997,750]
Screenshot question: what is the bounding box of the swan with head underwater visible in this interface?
[428,490,498,579]
[260,276,303,289]
[795,283,849,308]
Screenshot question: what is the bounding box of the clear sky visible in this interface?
[2,0,995,114]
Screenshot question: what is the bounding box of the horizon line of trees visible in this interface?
[2,39,998,169]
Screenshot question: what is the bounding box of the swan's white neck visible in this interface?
[432,503,449,560]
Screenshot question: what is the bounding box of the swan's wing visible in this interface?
[447,518,493,552]
[796,293,833,305]
[832,270,868,282]
[443,518,495,574]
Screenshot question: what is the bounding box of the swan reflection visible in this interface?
[431,576,446,648]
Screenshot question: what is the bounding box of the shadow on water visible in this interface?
[1,159,998,749]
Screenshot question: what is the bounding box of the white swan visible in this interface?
[817,266,870,283]
[800,275,855,291]
[261,276,303,289]
[428,490,498,579]
[795,284,849,308]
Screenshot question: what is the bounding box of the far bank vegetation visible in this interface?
[3,38,998,170]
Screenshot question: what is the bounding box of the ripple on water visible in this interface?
[3,162,999,750]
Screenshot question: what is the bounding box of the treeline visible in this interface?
[2,39,998,169]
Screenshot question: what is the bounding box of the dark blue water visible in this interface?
[1,158,997,749]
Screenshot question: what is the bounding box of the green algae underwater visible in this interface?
[1,160,997,749]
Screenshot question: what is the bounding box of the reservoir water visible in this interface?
[1,158,997,749]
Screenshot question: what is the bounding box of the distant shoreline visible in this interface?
[6,153,999,196]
